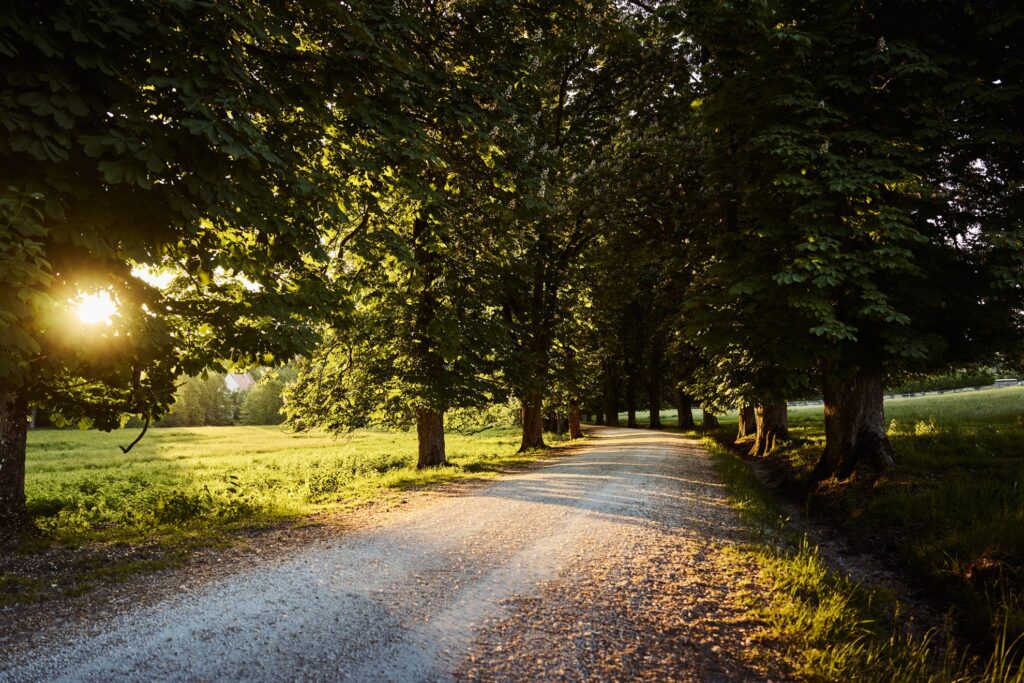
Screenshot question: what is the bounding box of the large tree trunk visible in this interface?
[648,385,662,429]
[519,393,546,452]
[0,385,31,546]
[737,405,756,440]
[626,375,637,428]
[751,403,789,457]
[605,401,619,426]
[812,366,896,482]
[676,389,695,430]
[604,370,620,426]
[416,409,446,468]
[702,408,719,429]
[568,409,583,439]
[411,213,448,471]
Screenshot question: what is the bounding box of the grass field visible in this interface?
[629,387,1023,678]
[781,388,1024,652]
[22,426,552,548]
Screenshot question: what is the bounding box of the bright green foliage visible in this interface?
[0,0,373,428]
[240,376,290,426]
[0,0,467,432]
[158,374,236,428]
[491,2,646,410]
[283,1,535,437]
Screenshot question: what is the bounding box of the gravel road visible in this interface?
[0,427,783,682]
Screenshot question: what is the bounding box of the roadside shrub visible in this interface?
[153,491,211,524]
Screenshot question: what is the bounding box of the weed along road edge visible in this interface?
[0,428,780,683]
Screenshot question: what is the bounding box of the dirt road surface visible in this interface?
[0,428,783,682]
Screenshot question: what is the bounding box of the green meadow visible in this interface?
[23,426,551,547]
[672,387,1023,680]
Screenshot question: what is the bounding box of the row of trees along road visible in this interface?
[1,0,1021,543]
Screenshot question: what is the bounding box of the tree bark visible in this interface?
[751,403,789,457]
[416,409,446,468]
[676,390,695,429]
[0,384,31,546]
[556,415,568,435]
[519,393,546,452]
[626,375,637,428]
[411,213,447,471]
[812,366,896,481]
[647,342,663,429]
[702,408,719,429]
[568,409,583,439]
[737,405,756,440]
[648,387,662,429]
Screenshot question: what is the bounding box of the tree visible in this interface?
[283,191,509,467]
[0,0,416,543]
[680,0,1024,479]
[494,1,643,451]
[159,374,236,428]
[240,374,292,426]
[285,0,534,467]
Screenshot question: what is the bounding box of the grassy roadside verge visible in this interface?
[3,426,574,607]
[780,389,1024,650]
[706,436,1023,682]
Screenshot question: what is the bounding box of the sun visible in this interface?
[74,290,118,325]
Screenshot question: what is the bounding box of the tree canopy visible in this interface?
[2,0,1021,542]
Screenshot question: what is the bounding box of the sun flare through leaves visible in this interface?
[73,290,117,326]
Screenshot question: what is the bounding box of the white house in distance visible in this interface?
[224,372,257,392]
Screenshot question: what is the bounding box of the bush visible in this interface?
[889,369,996,395]
[445,400,520,433]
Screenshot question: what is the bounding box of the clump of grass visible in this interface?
[707,435,1024,682]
